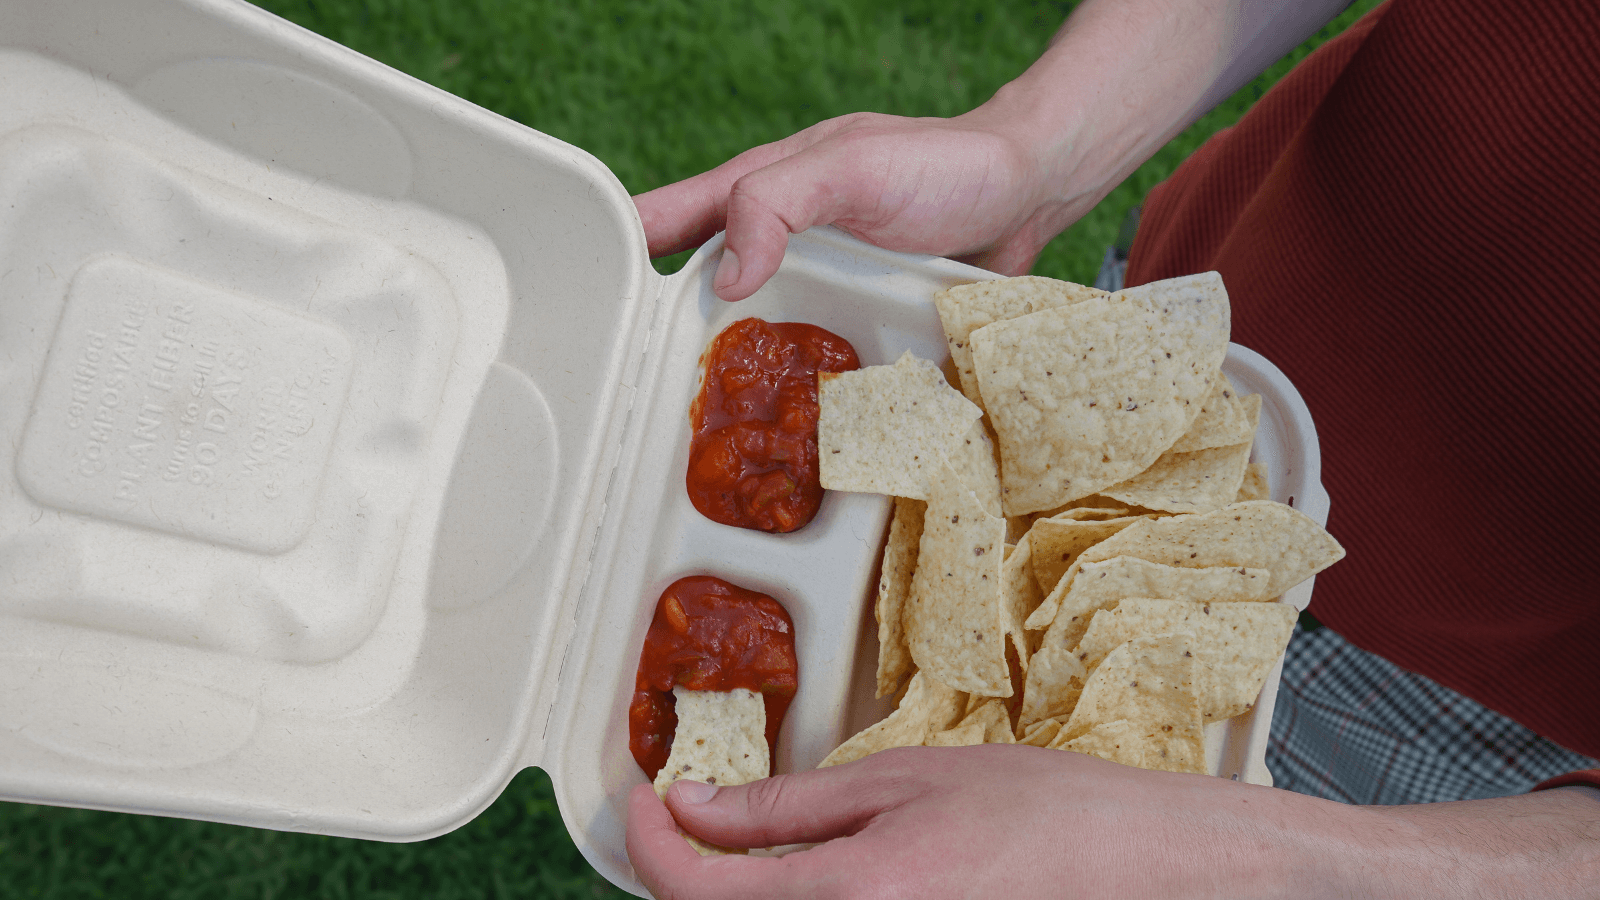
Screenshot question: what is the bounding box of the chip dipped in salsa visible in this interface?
[629,576,799,780]
[688,318,860,533]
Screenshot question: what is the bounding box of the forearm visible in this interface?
[1339,787,1600,899]
[968,0,1234,238]
[973,0,1348,228]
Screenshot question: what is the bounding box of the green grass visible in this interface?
[0,1,1380,896]
[0,770,622,900]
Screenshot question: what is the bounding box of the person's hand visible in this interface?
[627,744,1342,899]
[627,744,1600,899]
[633,107,1084,302]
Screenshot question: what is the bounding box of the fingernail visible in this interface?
[713,248,741,294]
[674,780,718,805]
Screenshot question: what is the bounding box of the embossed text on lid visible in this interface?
[18,254,353,554]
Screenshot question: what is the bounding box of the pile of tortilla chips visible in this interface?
[815,272,1344,776]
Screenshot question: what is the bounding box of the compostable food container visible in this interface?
[0,2,1330,895]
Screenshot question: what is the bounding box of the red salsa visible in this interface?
[629,576,799,780]
[687,318,860,533]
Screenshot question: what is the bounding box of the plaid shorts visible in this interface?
[1267,622,1598,805]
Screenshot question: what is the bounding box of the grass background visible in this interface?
[0,0,1379,896]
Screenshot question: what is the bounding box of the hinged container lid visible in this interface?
[0,0,662,839]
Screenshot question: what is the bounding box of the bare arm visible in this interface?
[1357,786,1600,898]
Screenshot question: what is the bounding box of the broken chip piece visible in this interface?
[652,686,769,856]
[1099,442,1253,514]
[970,272,1230,515]
[1074,500,1346,599]
[934,276,1107,411]
[904,457,1010,696]
[875,496,926,699]
[1074,599,1298,721]
[820,672,967,767]
[819,350,983,500]
[1060,633,1206,775]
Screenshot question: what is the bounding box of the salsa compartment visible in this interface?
[686,318,859,533]
[629,575,798,779]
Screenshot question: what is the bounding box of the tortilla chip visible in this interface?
[1000,531,1043,672]
[1060,634,1205,776]
[1025,516,1144,606]
[905,458,1010,696]
[1017,642,1088,728]
[876,497,925,698]
[948,419,1003,517]
[1058,717,1207,776]
[1099,442,1252,514]
[1075,599,1297,721]
[1038,556,1274,658]
[653,687,768,855]
[970,272,1231,515]
[652,687,769,797]
[1074,500,1346,599]
[933,276,1106,410]
[1018,717,1064,747]
[820,672,966,767]
[961,689,985,719]
[819,351,983,499]
[926,721,987,747]
[1039,505,1135,522]
[1237,462,1270,502]
[958,697,1016,744]
[1169,376,1261,454]
[1033,494,1149,517]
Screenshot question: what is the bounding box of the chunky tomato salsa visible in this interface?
[687,318,860,533]
[629,576,799,780]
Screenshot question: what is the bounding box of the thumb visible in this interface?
[633,139,795,259]
[633,114,861,268]
[663,757,910,849]
[711,134,878,301]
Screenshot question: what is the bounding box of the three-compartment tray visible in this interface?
[0,2,1328,896]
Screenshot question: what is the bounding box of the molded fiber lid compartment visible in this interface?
[0,0,661,841]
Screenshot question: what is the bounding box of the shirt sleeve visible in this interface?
[1533,769,1600,792]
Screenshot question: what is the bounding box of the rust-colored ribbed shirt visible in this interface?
[1126,0,1600,769]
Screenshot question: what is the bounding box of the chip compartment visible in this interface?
[0,3,1329,897]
